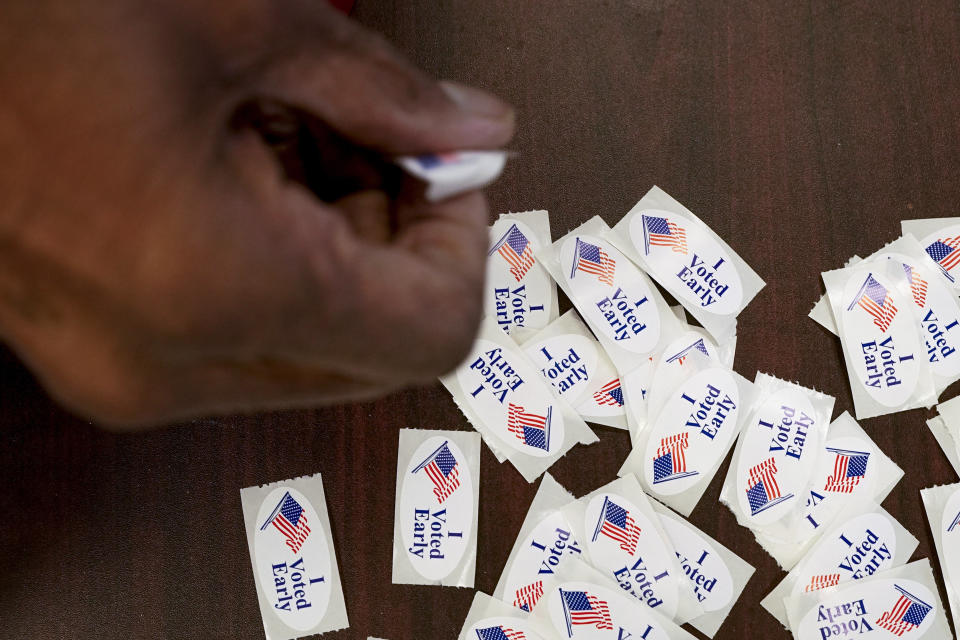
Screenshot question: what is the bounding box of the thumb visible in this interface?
[248,4,515,154]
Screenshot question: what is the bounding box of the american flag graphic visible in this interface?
[513,581,544,612]
[591,496,642,554]
[411,441,461,504]
[804,573,841,592]
[665,338,710,365]
[745,457,793,516]
[476,625,526,640]
[902,264,928,307]
[507,403,552,451]
[823,447,869,494]
[490,224,536,282]
[847,274,898,333]
[642,214,688,255]
[570,238,615,285]
[876,586,933,636]
[259,491,311,554]
[560,589,613,635]
[948,511,960,533]
[925,236,960,281]
[652,433,699,485]
[412,152,460,170]
[592,378,624,407]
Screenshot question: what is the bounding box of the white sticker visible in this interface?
[440,317,598,482]
[485,211,558,336]
[457,592,550,640]
[649,500,755,638]
[785,560,951,639]
[392,430,479,586]
[537,217,684,374]
[396,151,507,202]
[608,186,765,340]
[521,310,627,430]
[824,250,936,419]
[920,483,960,636]
[761,503,918,627]
[240,474,349,639]
[494,474,581,613]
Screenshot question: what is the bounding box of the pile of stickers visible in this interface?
[237,187,960,640]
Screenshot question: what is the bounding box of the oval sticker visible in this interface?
[790,512,897,595]
[659,516,734,613]
[629,209,744,315]
[795,578,937,638]
[736,389,822,526]
[525,333,601,406]
[838,269,921,407]
[254,486,332,630]
[583,494,680,618]
[467,617,545,640]
[456,338,566,458]
[918,223,960,291]
[939,488,960,595]
[559,234,662,355]
[545,581,672,640]
[399,436,474,581]
[644,368,741,496]
[485,219,555,335]
[501,511,582,612]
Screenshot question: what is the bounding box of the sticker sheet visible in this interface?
[240,474,349,639]
[761,501,918,627]
[391,429,480,587]
[440,316,598,482]
[493,473,581,613]
[558,475,703,625]
[649,499,755,638]
[485,210,559,337]
[784,559,952,639]
[520,310,628,429]
[536,216,684,374]
[720,373,834,535]
[920,483,960,637]
[607,185,765,341]
[902,217,960,293]
[457,592,551,640]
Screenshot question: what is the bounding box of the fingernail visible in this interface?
[440,81,514,120]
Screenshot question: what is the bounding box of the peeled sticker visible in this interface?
[457,591,551,640]
[239,474,349,639]
[440,316,598,482]
[396,151,507,202]
[784,559,952,639]
[485,210,559,337]
[559,475,703,625]
[392,429,480,587]
[520,310,627,430]
[720,373,834,532]
[920,483,960,636]
[761,501,918,627]
[536,216,684,374]
[649,500,755,638]
[528,558,699,640]
[620,349,755,517]
[493,474,582,613]
[823,253,936,419]
[753,411,904,570]
[607,185,765,341]
[902,217,960,292]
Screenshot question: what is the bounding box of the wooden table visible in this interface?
[2,1,960,638]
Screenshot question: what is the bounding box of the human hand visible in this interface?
[0,0,514,427]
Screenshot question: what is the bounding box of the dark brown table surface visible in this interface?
[3,1,960,639]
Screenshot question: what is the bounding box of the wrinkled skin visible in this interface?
[0,0,515,428]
